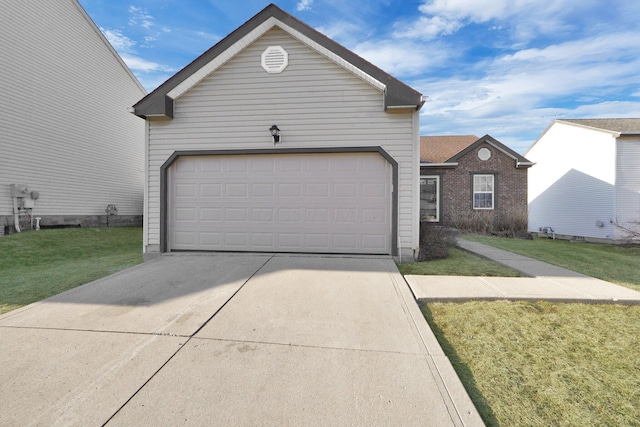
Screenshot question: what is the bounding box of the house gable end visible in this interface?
[448,134,533,168]
[133,4,423,119]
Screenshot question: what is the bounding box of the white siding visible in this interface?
[0,1,146,218]
[615,136,640,239]
[146,28,418,254]
[526,122,616,239]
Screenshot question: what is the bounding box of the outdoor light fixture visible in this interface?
[269,125,281,144]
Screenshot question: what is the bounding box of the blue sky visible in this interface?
[79,0,640,154]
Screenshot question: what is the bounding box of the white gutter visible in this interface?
[420,162,458,167]
[516,161,536,168]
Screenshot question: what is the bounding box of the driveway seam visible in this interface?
[189,336,427,356]
[0,324,192,338]
[101,253,276,426]
[188,253,276,338]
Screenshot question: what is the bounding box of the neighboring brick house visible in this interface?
[420,135,534,225]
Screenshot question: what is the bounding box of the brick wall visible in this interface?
[422,142,529,226]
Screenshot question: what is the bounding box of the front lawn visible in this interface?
[462,235,640,291]
[397,248,522,277]
[0,227,143,315]
[424,301,640,426]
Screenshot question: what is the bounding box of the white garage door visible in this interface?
[168,152,392,254]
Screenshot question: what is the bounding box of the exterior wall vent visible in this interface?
[261,46,288,74]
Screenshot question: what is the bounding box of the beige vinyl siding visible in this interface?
[0,1,146,217]
[146,28,418,252]
[615,137,640,239]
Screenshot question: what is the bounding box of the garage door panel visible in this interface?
[200,232,221,246]
[200,208,222,222]
[251,208,275,222]
[224,158,248,172]
[169,153,391,254]
[200,183,222,197]
[252,183,274,197]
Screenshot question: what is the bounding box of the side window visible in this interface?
[473,174,494,209]
[420,176,439,221]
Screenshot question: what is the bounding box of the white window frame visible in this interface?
[420,175,440,222]
[473,174,494,210]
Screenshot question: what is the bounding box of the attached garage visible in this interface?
[166,151,393,254]
[134,5,423,260]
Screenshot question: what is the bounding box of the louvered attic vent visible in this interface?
[261,46,288,73]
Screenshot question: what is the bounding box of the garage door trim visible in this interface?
[159,146,398,255]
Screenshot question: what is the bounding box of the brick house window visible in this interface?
[473,174,494,209]
[420,175,440,221]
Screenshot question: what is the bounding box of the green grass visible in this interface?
[462,235,640,291]
[397,248,523,277]
[0,227,143,315]
[423,301,640,426]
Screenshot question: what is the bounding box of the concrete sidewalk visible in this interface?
[0,254,483,426]
[406,239,640,304]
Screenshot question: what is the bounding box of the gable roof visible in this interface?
[525,118,640,155]
[557,118,640,135]
[420,135,478,163]
[421,135,533,168]
[133,3,423,119]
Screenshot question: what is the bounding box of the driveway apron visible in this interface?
[0,254,481,426]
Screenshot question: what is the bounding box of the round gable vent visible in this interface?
[478,147,492,161]
[261,46,288,74]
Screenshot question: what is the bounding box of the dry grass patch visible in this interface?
[423,301,640,426]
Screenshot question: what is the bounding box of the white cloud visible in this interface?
[315,20,364,46]
[101,28,136,53]
[406,0,587,43]
[129,5,155,30]
[393,15,462,40]
[297,0,314,11]
[99,26,174,83]
[412,28,640,153]
[419,0,512,22]
[354,40,454,77]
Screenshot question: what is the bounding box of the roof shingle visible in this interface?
[558,118,640,134]
[420,135,478,163]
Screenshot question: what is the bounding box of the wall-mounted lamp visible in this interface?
[269,125,281,144]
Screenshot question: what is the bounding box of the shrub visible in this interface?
[449,208,529,238]
[418,222,456,261]
[492,209,529,238]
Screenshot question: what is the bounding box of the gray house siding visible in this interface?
[143,26,420,257]
[615,136,640,238]
[0,1,146,232]
[527,119,640,241]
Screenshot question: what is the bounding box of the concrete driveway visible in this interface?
[0,254,482,426]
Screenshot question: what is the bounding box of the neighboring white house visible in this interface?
[526,118,640,241]
[133,4,424,260]
[0,1,146,234]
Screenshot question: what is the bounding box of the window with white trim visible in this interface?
[420,175,440,221]
[473,174,494,209]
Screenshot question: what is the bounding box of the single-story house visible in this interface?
[420,135,533,225]
[132,4,424,260]
[526,118,640,242]
[0,0,146,234]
